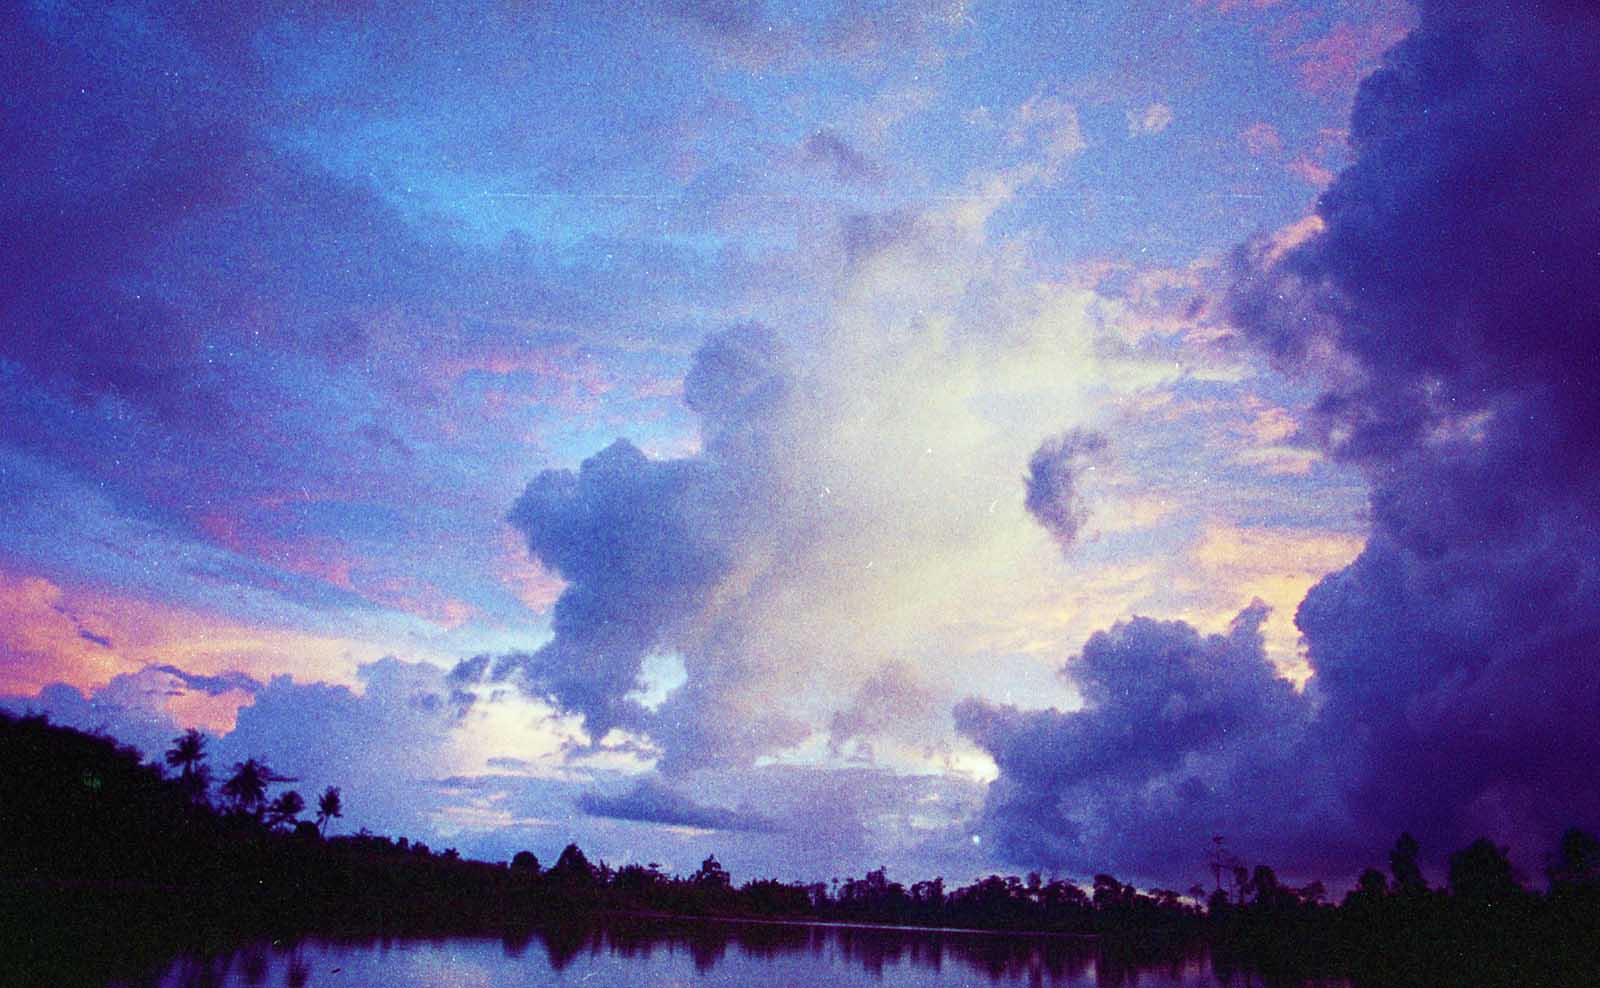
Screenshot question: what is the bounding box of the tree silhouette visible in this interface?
[221,758,289,818]
[1448,838,1521,904]
[550,843,595,886]
[510,850,540,875]
[315,787,343,835]
[1548,827,1600,894]
[1389,831,1427,895]
[693,854,731,889]
[164,729,209,803]
[267,790,306,830]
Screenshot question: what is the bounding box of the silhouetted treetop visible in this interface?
[551,843,595,884]
[1448,838,1522,904]
[315,786,343,835]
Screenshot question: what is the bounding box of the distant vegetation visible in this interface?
[3,711,1598,986]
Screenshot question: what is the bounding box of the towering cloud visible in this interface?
[962,0,1600,877]
[1238,0,1600,856]
[501,180,1162,781]
[503,326,796,764]
[505,440,729,741]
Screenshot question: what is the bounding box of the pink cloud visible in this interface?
[365,574,479,629]
[1195,0,1284,15]
[1287,155,1335,186]
[198,511,361,592]
[1240,121,1283,156]
[0,572,133,695]
[0,568,379,728]
[1293,19,1410,98]
[496,526,566,615]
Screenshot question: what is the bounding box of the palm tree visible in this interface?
[165,729,209,803]
[185,763,214,807]
[266,790,306,830]
[315,786,343,835]
[221,758,289,818]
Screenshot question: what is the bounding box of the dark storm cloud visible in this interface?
[955,604,1337,875]
[964,0,1600,878]
[1023,429,1107,551]
[578,776,780,833]
[1239,0,1600,854]
[0,0,730,576]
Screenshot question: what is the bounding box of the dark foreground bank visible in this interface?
[4,712,1599,986]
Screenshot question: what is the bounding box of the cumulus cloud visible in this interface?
[956,603,1343,875]
[504,437,730,743]
[502,168,1177,778]
[1232,4,1600,857]
[1023,429,1107,551]
[963,0,1600,879]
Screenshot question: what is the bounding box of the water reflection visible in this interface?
[130,917,1348,988]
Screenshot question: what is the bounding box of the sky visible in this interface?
[5,0,1597,890]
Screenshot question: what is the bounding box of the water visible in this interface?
[134,918,1349,987]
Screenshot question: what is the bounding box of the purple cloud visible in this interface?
[579,776,780,833]
[801,129,883,184]
[1023,430,1107,551]
[963,0,1600,880]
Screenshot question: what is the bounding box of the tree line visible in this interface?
[162,727,343,836]
[3,710,1598,986]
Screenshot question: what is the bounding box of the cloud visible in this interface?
[1292,19,1410,98]
[499,175,1186,777]
[801,129,883,184]
[578,776,780,833]
[1126,102,1174,137]
[955,603,1335,876]
[0,1,785,654]
[1024,430,1108,551]
[1240,122,1283,156]
[827,661,944,759]
[150,665,263,697]
[1286,155,1334,187]
[964,0,1600,879]
[1233,0,1600,856]
[501,325,793,758]
[1006,93,1087,175]
[77,629,113,649]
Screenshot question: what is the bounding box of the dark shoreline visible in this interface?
[6,711,1600,988]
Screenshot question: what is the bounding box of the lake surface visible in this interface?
[131,917,1350,988]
